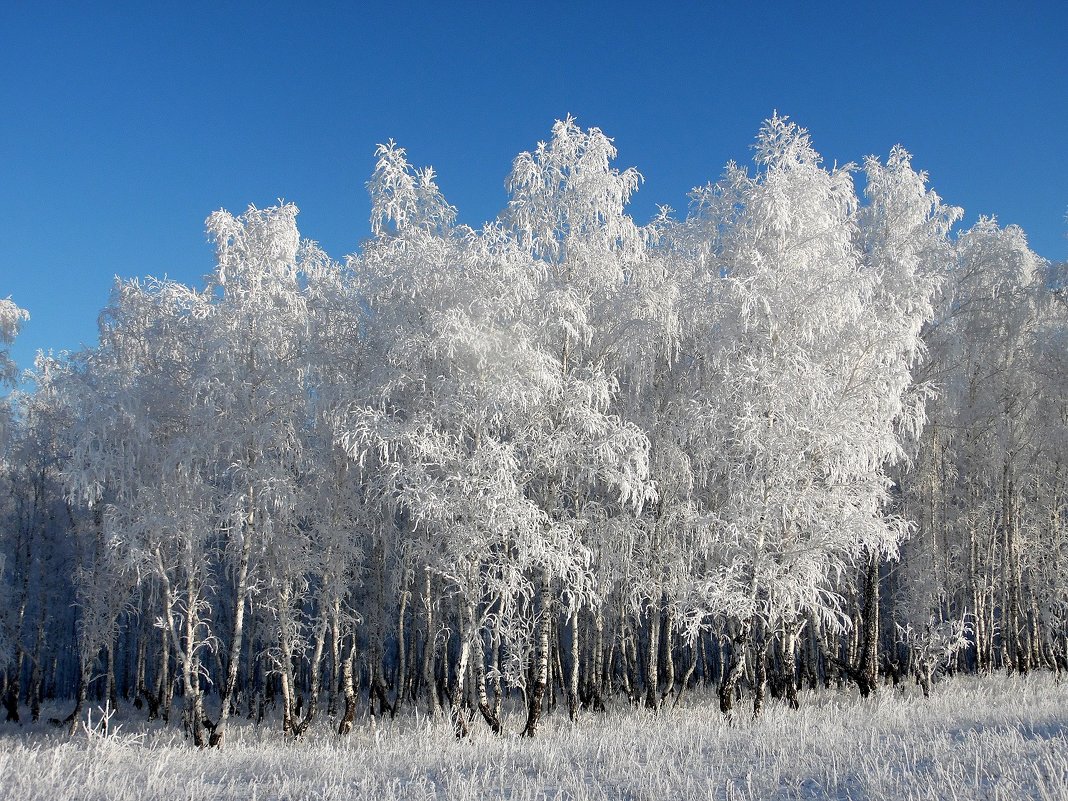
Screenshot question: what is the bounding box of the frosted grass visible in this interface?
[1,673,1066,800]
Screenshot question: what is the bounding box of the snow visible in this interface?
[1,673,1066,800]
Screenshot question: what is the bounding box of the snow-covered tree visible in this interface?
[657,117,957,713]
[1,115,1065,744]
[898,218,1052,680]
[503,118,654,732]
[0,298,29,448]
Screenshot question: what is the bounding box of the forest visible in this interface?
[0,115,1065,748]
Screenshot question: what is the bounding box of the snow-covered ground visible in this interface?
[1,674,1066,800]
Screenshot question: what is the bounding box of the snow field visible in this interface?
[0,673,1066,800]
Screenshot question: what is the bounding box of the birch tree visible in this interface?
[64,278,215,741]
[504,118,653,733]
[343,141,597,735]
[846,145,961,695]
[0,298,29,448]
[898,218,1049,680]
[199,203,328,746]
[668,116,948,713]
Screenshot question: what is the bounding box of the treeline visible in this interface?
[0,116,1064,745]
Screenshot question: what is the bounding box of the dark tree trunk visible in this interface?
[522,571,551,737]
[719,624,749,717]
[858,554,881,697]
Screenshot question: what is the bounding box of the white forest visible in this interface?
[0,116,1066,798]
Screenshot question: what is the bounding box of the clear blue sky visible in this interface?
[2,1,1066,373]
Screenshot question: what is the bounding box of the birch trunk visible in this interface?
[661,607,676,705]
[672,641,698,710]
[643,601,660,710]
[471,609,501,733]
[588,606,605,711]
[29,601,46,723]
[154,546,208,746]
[337,635,358,735]
[719,623,749,717]
[783,626,799,710]
[522,570,551,737]
[327,598,341,717]
[210,511,253,748]
[421,568,441,718]
[450,598,472,738]
[4,622,23,723]
[105,635,118,711]
[858,554,880,697]
[566,606,580,721]
[752,622,767,718]
[396,587,409,708]
[368,538,394,719]
[277,581,298,736]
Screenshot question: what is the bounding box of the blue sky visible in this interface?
[2,1,1066,373]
